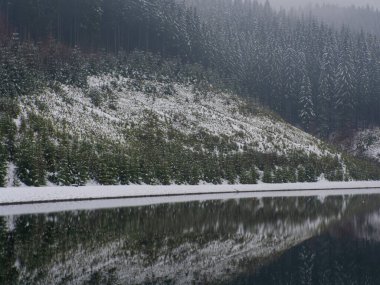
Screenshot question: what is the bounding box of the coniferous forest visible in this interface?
[1,0,380,186]
[1,0,380,136]
[297,4,380,38]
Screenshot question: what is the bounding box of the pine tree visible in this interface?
[95,151,118,185]
[240,168,258,184]
[117,153,130,185]
[224,155,237,184]
[305,164,318,182]
[71,140,89,186]
[189,164,201,185]
[282,48,299,120]
[297,166,307,183]
[262,167,273,183]
[299,74,315,132]
[16,132,46,186]
[354,33,371,128]
[335,30,356,133]
[56,151,72,186]
[273,168,284,183]
[156,160,171,185]
[318,44,336,138]
[129,156,141,184]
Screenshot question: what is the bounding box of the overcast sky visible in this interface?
[260,0,380,9]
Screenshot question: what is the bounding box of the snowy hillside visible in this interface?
[2,0,380,188]
[1,72,377,187]
[20,74,330,157]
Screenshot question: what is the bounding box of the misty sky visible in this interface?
[259,0,380,9]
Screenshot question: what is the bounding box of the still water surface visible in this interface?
[1,193,380,284]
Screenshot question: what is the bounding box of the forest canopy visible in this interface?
[0,0,380,137]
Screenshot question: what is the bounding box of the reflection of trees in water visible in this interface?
[0,217,18,285]
[246,234,380,285]
[228,210,380,285]
[329,209,380,242]
[0,195,379,284]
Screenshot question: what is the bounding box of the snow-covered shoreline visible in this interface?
[1,181,380,216]
[1,181,380,205]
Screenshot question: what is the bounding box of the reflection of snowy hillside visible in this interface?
[51,225,317,285]
[12,198,350,285]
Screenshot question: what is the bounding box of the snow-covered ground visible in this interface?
[2,187,380,216]
[20,74,331,156]
[1,181,380,215]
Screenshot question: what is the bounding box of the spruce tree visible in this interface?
[16,132,46,187]
[262,167,273,184]
[318,45,336,137]
[117,153,130,185]
[354,33,371,127]
[95,152,118,185]
[297,166,307,183]
[299,74,315,132]
[56,154,72,186]
[335,30,356,132]
[240,168,258,185]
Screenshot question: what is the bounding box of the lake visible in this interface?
[1,193,380,284]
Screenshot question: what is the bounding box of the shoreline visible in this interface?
[2,182,380,215]
[1,181,380,206]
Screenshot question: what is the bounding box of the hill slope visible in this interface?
[21,74,328,156]
[0,71,378,187]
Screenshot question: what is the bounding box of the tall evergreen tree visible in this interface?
[318,45,336,137]
[16,131,46,187]
[354,33,371,128]
[299,74,315,132]
[335,30,356,132]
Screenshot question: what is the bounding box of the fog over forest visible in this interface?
[261,0,380,9]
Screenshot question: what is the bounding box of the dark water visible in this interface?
[1,194,380,284]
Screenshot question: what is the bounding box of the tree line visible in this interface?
[5,108,375,187]
[296,3,380,38]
